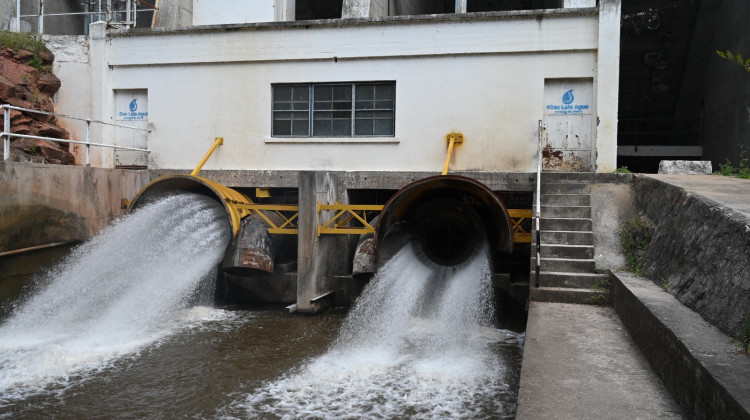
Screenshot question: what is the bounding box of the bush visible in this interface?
[619,215,652,275]
[715,145,750,180]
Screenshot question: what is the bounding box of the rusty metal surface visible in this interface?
[542,144,591,172]
[352,234,377,276]
[222,215,276,275]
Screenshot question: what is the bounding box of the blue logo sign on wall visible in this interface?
[129,99,138,112]
[562,89,575,105]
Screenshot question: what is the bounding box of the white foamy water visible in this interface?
[233,243,524,419]
[0,193,231,403]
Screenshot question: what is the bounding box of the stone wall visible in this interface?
[0,162,150,253]
[634,175,750,335]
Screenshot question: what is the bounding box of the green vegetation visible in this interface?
[716,50,750,72]
[734,310,750,353]
[619,215,652,276]
[613,166,631,174]
[590,275,611,306]
[714,145,750,179]
[660,277,669,290]
[0,30,47,71]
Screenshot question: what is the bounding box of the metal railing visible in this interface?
[2,104,150,166]
[12,0,156,35]
[534,119,543,288]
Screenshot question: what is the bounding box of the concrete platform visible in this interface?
[642,174,750,220]
[516,302,682,420]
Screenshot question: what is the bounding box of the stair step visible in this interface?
[540,172,594,182]
[536,271,608,288]
[541,194,590,206]
[541,183,590,194]
[529,286,612,305]
[540,244,594,259]
[536,205,591,218]
[540,230,593,245]
[540,217,592,231]
[540,258,596,273]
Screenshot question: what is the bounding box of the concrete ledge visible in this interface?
[612,271,750,419]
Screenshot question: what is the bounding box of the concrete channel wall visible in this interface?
[0,162,150,253]
[634,175,750,335]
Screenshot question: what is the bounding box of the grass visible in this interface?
[619,215,652,276]
[714,145,750,179]
[590,275,611,306]
[613,166,631,174]
[0,30,47,71]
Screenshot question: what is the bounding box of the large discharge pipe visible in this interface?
[372,175,514,269]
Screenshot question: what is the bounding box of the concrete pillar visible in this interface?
[89,21,113,168]
[154,0,193,29]
[0,0,15,31]
[296,171,352,313]
[274,0,295,21]
[595,0,621,172]
[342,0,370,18]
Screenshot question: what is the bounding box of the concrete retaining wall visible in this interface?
[613,272,750,420]
[0,162,150,253]
[634,175,750,335]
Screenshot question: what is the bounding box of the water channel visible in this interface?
[0,193,524,419]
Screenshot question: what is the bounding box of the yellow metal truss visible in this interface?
[317,202,384,236]
[507,208,532,243]
[235,203,300,234]
[234,202,532,243]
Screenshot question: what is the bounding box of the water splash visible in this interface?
[0,193,230,402]
[232,243,524,419]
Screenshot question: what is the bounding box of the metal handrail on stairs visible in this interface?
[534,119,543,288]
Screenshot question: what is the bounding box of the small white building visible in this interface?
[53,0,620,174]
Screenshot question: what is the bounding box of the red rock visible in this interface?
[0,44,75,165]
[39,49,54,65]
[37,73,61,95]
[13,50,34,62]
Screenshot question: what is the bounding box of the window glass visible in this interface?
[273,85,309,136]
[273,82,394,137]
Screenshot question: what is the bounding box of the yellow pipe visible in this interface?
[442,133,464,175]
[191,137,224,176]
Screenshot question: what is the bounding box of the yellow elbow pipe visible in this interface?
[191,137,224,176]
[442,133,464,175]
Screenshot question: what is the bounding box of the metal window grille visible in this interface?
[272,82,395,138]
[12,0,156,35]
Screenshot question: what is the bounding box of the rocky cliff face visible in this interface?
[0,38,76,165]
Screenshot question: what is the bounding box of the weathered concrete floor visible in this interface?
[515,302,682,419]
[643,174,750,220]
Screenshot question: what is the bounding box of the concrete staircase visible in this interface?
[530,173,611,304]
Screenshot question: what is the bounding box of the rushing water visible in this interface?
[0,193,231,406]
[0,193,524,419]
[224,244,525,419]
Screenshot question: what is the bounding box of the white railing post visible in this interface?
[3,105,10,161]
[15,0,21,32]
[38,0,44,34]
[85,120,91,166]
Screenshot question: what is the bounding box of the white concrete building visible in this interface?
[52,0,620,173]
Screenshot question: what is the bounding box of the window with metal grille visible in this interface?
[272,82,395,137]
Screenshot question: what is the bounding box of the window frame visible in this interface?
[271,81,396,138]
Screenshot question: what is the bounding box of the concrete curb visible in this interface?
[612,271,750,419]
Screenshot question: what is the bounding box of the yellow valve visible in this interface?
[191,137,224,176]
[442,132,464,175]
